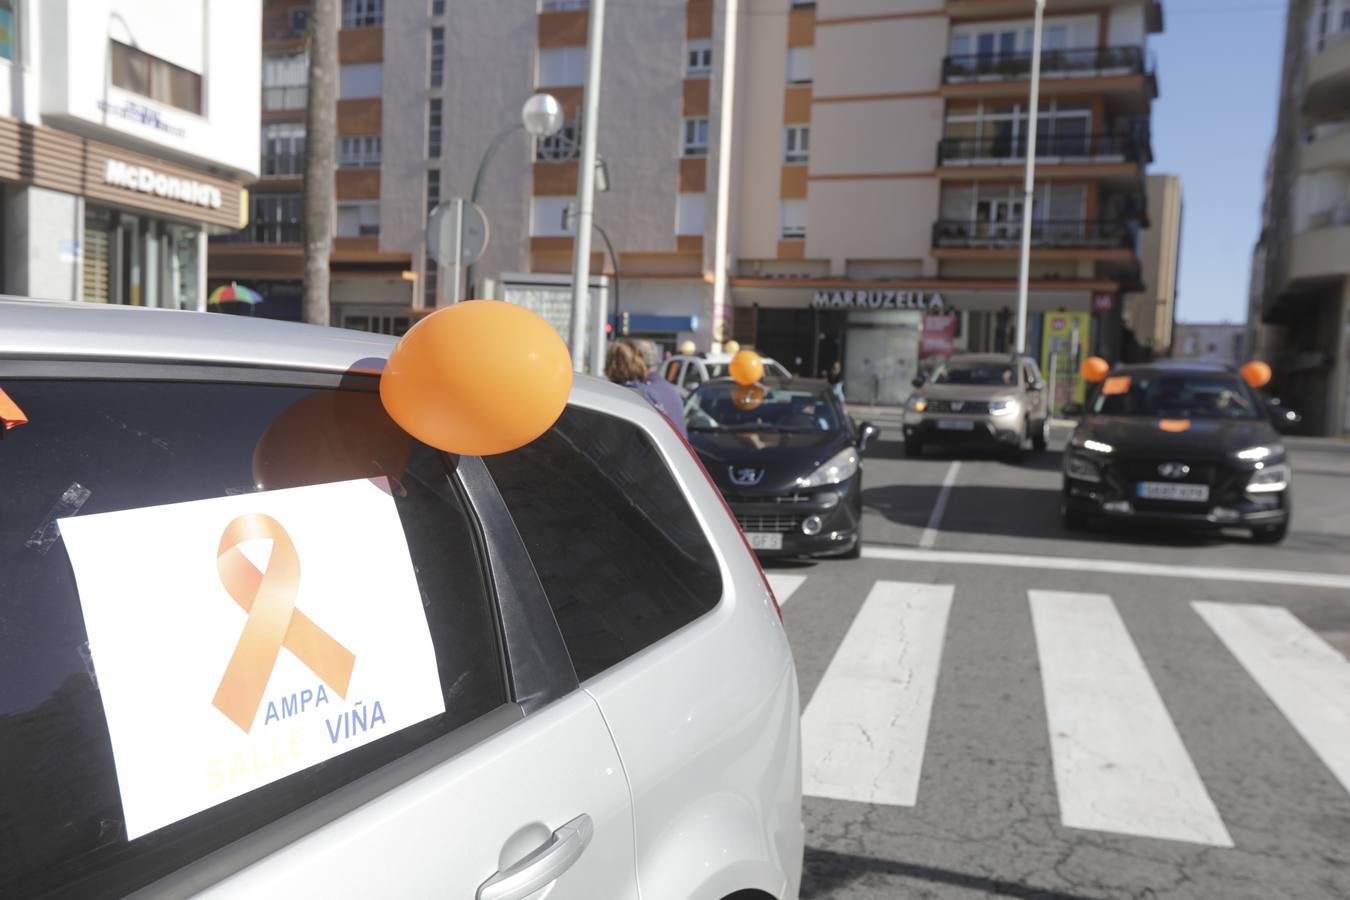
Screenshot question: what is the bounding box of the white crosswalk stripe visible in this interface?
[800,581,953,806]
[1029,590,1232,847]
[765,573,806,607]
[1194,601,1350,797]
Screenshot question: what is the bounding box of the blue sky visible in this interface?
[1149,1,1289,324]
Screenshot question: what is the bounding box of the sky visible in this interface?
[1149,0,1290,324]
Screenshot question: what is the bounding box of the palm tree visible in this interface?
[302,0,338,326]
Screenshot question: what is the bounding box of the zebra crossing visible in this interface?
[769,571,1350,849]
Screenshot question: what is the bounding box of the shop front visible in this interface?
[0,118,244,308]
[730,280,1118,407]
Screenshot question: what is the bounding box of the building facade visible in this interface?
[1249,0,1350,436]
[0,0,259,310]
[1123,172,1180,356]
[1171,322,1245,366]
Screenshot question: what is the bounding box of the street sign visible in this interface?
[426,199,489,266]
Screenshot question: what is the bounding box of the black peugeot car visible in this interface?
[1061,361,1297,542]
[685,378,878,559]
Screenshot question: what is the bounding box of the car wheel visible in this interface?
[904,436,923,458]
[1252,521,1289,544]
[1032,417,1048,452]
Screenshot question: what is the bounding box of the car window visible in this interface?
[686,383,844,433]
[934,360,1016,386]
[483,405,722,681]
[664,360,682,384]
[0,378,506,899]
[1092,374,1262,419]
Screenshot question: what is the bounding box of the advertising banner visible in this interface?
[1041,311,1092,407]
[920,314,957,358]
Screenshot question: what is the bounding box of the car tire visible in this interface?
[904,436,923,458]
[1252,521,1289,544]
[1032,418,1048,452]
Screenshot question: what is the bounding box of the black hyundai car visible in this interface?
[685,378,878,559]
[1061,361,1296,542]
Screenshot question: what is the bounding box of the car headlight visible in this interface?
[907,395,927,413]
[1236,444,1282,462]
[796,447,859,488]
[1246,462,1290,493]
[1065,455,1102,483]
[988,399,1018,417]
[1071,434,1114,454]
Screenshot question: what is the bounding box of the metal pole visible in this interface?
[450,197,464,304]
[710,0,740,353]
[567,0,606,372]
[464,123,522,297]
[1014,0,1047,355]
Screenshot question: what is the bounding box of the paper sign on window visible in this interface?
[58,478,445,839]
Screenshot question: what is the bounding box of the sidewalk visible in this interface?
[1287,435,1350,454]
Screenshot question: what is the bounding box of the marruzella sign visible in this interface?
[103,159,223,210]
[811,290,945,312]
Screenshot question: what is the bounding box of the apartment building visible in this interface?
[1249,0,1350,436]
[0,0,259,310]
[1122,172,1180,356]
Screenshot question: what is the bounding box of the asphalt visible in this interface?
[771,432,1350,899]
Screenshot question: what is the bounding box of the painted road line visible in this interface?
[862,545,1350,592]
[801,581,953,806]
[919,462,962,549]
[1030,590,1232,846]
[765,573,807,607]
[1194,602,1350,796]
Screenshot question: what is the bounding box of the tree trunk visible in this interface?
[302,0,338,327]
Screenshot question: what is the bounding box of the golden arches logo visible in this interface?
[212,514,355,732]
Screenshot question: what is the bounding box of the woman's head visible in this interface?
[605,339,648,384]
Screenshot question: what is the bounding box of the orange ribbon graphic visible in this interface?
[212,514,355,732]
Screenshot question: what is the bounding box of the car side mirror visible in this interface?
[1061,402,1084,418]
[911,376,926,389]
[857,420,880,453]
[1030,379,1045,391]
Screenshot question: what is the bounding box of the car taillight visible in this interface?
[661,416,784,624]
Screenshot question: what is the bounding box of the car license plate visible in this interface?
[936,419,975,431]
[1136,482,1209,502]
[744,532,783,550]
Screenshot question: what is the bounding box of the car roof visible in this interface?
[941,353,1025,366]
[702,375,828,392]
[1111,360,1239,377]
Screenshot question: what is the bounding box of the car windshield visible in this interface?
[686,383,842,433]
[1091,373,1261,420]
[933,361,1016,386]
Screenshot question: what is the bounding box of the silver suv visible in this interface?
[902,353,1049,459]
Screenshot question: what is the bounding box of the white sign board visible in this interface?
[58,478,445,839]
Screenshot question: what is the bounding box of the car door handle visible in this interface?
[477,814,594,900]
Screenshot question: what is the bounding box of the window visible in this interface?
[0,0,18,62]
[263,53,307,109]
[786,46,813,84]
[338,135,381,167]
[341,313,411,335]
[251,192,303,243]
[262,123,305,176]
[337,202,380,237]
[428,98,443,157]
[288,7,310,36]
[339,62,382,99]
[536,117,580,161]
[484,406,722,681]
[537,46,587,87]
[540,0,590,9]
[686,39,712,75]
[780,200,807,239]
[0,378,504,898]
[429,26,445,88]
[530,196,573,237]
[341,0,383,28]
[425,168,441,216]
[109,41,202,114]
[682,117,709,157]
[676,193,705,236]
[432,0,445,14]
[784,125,809,163]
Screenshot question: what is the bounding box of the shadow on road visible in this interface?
[801,846,1100,900]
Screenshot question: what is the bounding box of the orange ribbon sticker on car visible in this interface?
[0,387,29,430]
[1158,419,1191,433]
[212,513,355,732]
[1102,375,1132,396]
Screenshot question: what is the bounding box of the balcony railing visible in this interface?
[932,219,1136,251]
[937,133,1147,166]
[942,46,1145,84]
[213,222,303,244]
[261,152,305,177]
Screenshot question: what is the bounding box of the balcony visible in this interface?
[261,152,304,178]
[942,45,1145,83]
[1307,33,1350,118]
[1289,205,1350,282]
[931,219,1135,252]
[214,222,303,245]
[936,133,1149,169]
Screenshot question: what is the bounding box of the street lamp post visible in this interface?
[462,92,563,299]
[1014,0,1047,355]
[567,0,607,371]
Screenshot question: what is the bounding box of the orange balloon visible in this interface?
[1080,356,1111,383]
[729,350,764,387]
[254,389,411,490]
[380,300,573,455]
[732,384,765,411]
[1241,360,1272,389]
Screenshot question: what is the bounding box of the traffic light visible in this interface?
[621,311,631,336]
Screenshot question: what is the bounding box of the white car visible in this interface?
[664,353,793,397]
[0,300,803,900]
